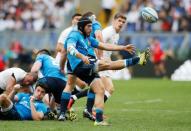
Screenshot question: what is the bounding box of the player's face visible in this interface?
[22,74,35,86]
[84,23,92,36]
[72,16,82,25]
[114,18,126,32]
[34,86,46,100]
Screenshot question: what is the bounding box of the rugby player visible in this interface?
[0,83,48,120]
[0,67,38,95]
[59,17,145,126]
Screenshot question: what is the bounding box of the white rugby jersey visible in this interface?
[57,25,77,44]
[0,67,27,90]
[102,25,119,58]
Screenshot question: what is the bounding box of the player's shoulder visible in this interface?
[103,25,113,32]
[10,67,26,74]
[92,20,101,27]
[68,30,81,38]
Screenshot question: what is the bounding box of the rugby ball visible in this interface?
[141,7,158,23]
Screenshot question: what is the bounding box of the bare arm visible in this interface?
[8,84,20,101]
[5,77,16,95]
[31,61,42,73]
[30,96,44,121]
[95,30,104,59]
[60,48,67,72]
[98,42,135,54]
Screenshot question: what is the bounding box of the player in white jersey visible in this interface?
[0,67,38,95]
[99,13,129,102]
[55,13,82,64]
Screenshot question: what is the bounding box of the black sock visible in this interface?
[86,89,95,113]
[71,87,80,95]
[125,57,140,67]
[104,94,108,103]
[75,89,88,99]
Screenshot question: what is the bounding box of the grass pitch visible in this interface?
[1,79,191,131]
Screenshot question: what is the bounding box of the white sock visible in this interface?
[72,95,78,100]
[75,85,83,92]
[104,90,111,98]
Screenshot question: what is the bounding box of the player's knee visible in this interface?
[97,84,105,95]
[77,81,87,89]
[0,94,7,101]
[108,86,114,94]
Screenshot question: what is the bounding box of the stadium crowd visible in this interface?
[120,0,191,32]
[0,0,77,31]
[0,0,190,32]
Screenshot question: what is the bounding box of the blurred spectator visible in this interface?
[101,0,116,25]
[0,49,9,71]
[119,0,191,32]
[148,38,167,78]
[0,0,76,31]
[10,41,23,54]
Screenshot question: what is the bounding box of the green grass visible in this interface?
[1,79,191,131]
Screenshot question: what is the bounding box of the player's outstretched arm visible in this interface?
[98,42,135,54]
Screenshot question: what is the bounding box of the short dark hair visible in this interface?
[36,49,51,56]
[114,13,127,20]
[72,13,82,19]
[82,11,94,18]
[28,72,38,82]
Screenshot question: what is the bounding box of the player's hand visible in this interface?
[13,84,21,92]
[30,96,35,102]
[82,55,90,64]
[123,44,136,54]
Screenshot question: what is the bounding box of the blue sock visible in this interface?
[125,57,140,67]
[60,92,71,114]
[86,89,95,113]
[95,108,103,122]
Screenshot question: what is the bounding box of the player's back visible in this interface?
[36,54,66,81]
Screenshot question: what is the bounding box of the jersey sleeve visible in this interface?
[66,31,79,50]
[13,68,27,82]
[36,103,48,114]
[93,22,102,33]
[58,27,72,44]
[89,37,99,48]
[35,54,45,64]
[15,93,25,101]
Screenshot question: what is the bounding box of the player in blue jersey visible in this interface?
[59,17,146,126]
[0,83,48,120]
[31,49,67,105]
[31,49,77,120]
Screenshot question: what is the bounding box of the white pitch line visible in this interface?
[125,99,162,105]
[121,109,191,113]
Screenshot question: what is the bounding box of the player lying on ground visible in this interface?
[0,84,48,120]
